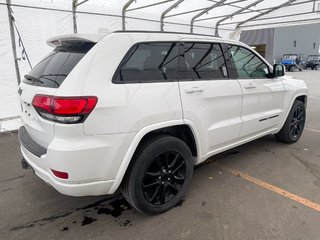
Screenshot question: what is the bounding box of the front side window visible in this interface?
[228,45,270,79]
[114,42,179,82]
[181,42,228,80]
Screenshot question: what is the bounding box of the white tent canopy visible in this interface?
[0,0,319,131]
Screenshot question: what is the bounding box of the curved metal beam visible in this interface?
[122,0,135,30]
[190,0,227,33]
[127,0,175,12]
[215,0,263,36]
[238,17,320,29]
[160,0,184,31]
[234,0,298,30]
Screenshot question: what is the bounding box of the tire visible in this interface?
[275,100,306,144]
[315,65,318,70]
[121,135,194,214]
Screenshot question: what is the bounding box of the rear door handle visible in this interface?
[243,82,256,89]
[185,87,204,93]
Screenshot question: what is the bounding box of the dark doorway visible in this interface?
[250,44,266,57]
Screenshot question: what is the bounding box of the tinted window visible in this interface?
[114,42,179,82]
[23,42,95,88]
[307,55,320,61]
[228,45,269,79]
[180,43,228,80]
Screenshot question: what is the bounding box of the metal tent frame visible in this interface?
[214,0,264,36]
[4,0,320,86]
[69,0,320,34]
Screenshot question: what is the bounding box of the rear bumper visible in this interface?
[21,145,117,196]
[19,126,46,157]
[18,126,135,197]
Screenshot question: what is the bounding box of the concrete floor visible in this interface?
[1,70,320,240]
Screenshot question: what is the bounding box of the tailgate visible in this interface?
[19,39,97,148]
[19,82,57,148]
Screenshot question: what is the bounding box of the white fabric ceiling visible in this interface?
[0,0,319,127]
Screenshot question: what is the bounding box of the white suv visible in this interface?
[18,31,308,214]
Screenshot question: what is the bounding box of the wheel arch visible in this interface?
[277,93,308,133]
[109,120,201,193]
[295,95,307,105]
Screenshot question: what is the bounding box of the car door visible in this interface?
[227,44,285,138]
[178,41,243,158]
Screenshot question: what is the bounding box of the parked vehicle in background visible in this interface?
[305,55,320,70]
[280,54,304,72]
[18,31,308,215]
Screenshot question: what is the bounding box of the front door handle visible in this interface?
[185,87,204,93]
[244,82,256,89]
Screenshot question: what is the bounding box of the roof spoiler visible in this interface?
[46,34,106,47]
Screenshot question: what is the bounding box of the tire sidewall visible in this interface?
[285,101,306,142]
[128,136,194,214]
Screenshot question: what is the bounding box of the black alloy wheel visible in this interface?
[142,151,186,205]
[289,105,305,141]
[275,100,306,143]
[121,135,193,214]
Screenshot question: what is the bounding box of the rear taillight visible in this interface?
[32,95,98,124]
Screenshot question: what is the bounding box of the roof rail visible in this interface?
[113,30,222,38]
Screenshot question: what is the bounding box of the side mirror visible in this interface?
[273,64,285,77]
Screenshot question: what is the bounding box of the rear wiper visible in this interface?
[38,74,68,87]
[24,74,44,84]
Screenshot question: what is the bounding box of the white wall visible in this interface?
[0,1,73,124]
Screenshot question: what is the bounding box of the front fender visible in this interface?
[277,76,308,131]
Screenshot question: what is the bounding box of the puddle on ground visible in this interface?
[10,194,133,232]
[97,197,132,217]
[10,212,72,231]
[81,216,97,226]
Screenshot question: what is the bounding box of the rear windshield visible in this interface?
[23,41,95,88]
[283,54,297,60]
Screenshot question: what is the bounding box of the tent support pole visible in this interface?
[6,0,21,84]
[72,0,78,33]
[190,0,227,33]
[160,0,184,31]
[238,17,320,29]
[233,0,298,32]
[72,0,89,33]
[214,0,263,36]
[122,0,135,30]
[127,0,175,12]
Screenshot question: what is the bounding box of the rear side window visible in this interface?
[113,42,179,83]
[180,42,228,80]
[23,41,95,88]
[228,45,269,79]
